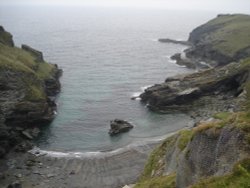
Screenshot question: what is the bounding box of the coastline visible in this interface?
[0,131,180,188]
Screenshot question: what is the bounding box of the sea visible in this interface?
[0,5,217,152]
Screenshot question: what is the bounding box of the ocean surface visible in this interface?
[0,6,216,152]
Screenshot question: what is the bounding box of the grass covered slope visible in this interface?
[187,14,250,64]
[0,43,56,101]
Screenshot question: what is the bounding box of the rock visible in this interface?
[33,171,43,175]
[21,130,33,140]
[30,127,40,138]
[69,170,76,175]
[15,174,22,178]
[0,127,9,139]
[109,119,134,136]
[15,141,33,152]
[21,44,44,62]
[140,62,248,115]
[158,38,191,46]
[0,26,14,47]
[0,146,6,157]
[0,172,5,179]
[171,53,211,69]
[7,181,22,188]
[47,173,56,178]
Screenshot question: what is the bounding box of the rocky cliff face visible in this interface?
[0,26,61,157]
[0,26,14,47]
[170,14,250,69]
[140,62,249,119]
[135,116,250,188]
[135,14,250,188]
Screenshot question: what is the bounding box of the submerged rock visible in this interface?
[109,119,134,136]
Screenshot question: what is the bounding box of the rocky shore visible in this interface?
[1,13,250,188]
[140,62,247,121]
[133,14,250,188]
[0,135,168,188]
[0,26,62,157]
[165,14,250,70]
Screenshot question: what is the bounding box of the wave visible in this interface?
[29,132,176,159]
[131,85,152,100]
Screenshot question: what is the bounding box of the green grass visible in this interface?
[193,14,250,58]
[213,112,232,120]
[177,130,193,151]
[134,173,176,188]
[139,135,177,181]
[190,158,250,188]
[0,41,56,101]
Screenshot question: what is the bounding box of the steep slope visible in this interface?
[187,14,250,64]
[0,26,61,157]
[169,14,250,69]
[135,110,250,188]
[135,14,250,188]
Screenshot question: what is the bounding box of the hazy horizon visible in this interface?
[1,0,250,13]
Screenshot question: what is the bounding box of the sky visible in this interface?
[1,0,250,13]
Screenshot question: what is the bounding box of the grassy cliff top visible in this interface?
[188,14,250,58]
[0,26,56,101]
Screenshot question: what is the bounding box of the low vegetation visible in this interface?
[190,158,250,188]
[0,42,56,101]
[135,173,176,188]
[139,135,177,182]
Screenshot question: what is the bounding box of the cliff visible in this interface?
[0,26,61,157]
[170,14,250,69]
[135,14,250,187]
[135,112,250,188]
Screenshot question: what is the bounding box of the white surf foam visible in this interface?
[29,131,180,159]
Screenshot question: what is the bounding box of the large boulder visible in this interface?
[109,119,134,136]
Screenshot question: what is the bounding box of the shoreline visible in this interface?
[0,131,181,188]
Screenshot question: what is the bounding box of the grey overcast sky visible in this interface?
[1,0,250,13]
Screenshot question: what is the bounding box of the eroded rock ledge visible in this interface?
[140,62,248,119]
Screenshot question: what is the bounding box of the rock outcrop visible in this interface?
[0,26,62,157]
[109,119,134,136]
[158,38,191,46]
[140,62,248,118]
[0,26,14,47]
[166,14,250,69]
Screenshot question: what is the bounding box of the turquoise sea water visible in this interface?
[0,6,216,152]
